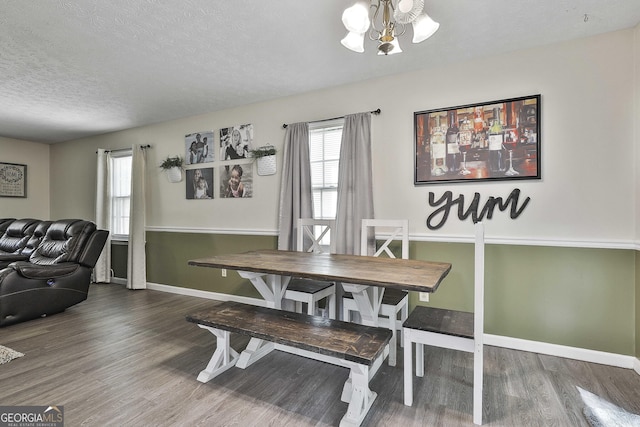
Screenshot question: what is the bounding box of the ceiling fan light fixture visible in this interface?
[341,31,366,53]
[411,12,439,43]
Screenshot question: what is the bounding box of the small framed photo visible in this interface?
[0,162,27,197]
[220,163,253,198]
[414,94,541,185]
[185,131,214,164]
[185,168,214,200]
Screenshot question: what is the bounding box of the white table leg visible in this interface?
[234,272,289,367]
[238,272,291,309]
[341,283,384,327]
[196,325,240,383]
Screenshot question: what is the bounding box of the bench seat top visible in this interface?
[403,306,473,339]
[187,301,392,366]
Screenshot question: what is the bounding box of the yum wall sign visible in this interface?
[426,188,530,230]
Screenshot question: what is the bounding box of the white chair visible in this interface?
[283,219,336,319]
[403,221,485,425]
[342,219,409,367]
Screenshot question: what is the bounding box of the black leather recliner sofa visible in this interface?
[0,218,108,326]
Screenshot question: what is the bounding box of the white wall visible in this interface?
[50,28,636,248]
[0,137,50,219]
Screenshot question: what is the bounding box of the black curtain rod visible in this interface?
[96,144,151,154]
[282,108,381,129]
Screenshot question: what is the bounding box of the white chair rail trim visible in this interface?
[146,282,640,376]
[145,226,636,250]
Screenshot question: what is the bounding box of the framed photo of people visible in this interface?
[414,94,541,185]
[219,124,254,161]
[219,162,253,198]
[185,131,214,164]
[185,167,214,200]
[0,162,27,197]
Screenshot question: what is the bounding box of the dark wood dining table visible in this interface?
[189,249,452,367]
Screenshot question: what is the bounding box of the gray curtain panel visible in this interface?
[335,112,374,255]
[277,122,313,250]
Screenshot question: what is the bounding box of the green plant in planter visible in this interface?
[159,156,184,170]
[248,146,277,159]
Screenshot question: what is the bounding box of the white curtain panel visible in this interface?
[335,112,374,255]
[127,145,147,289]
[277,122,313,250]
[94,149,112,283]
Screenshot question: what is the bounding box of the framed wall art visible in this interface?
[185,167,214,200]
[185,131,214,164]
[414,94,541,185]
[0,162,27,197]
[220,162,253,198]
[219,124,254,161]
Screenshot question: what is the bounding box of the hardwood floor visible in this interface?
[1,284,639,426]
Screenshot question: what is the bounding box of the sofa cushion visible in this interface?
[0,219,39,255]
[29,220,97,265]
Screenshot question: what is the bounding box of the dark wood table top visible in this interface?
[189,249,451,293]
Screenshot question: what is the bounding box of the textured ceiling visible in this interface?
[2,0,640,144]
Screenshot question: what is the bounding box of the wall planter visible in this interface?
[250,146,277,176]
[160,156,184,183]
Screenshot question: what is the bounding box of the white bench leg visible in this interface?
[416,342,424,377]
[236,337,275,369]
[340,364,376,427]
[388,326,397,367]
[399,304,408,347]
[196,325,240,383]
[473,344,483,425]
[328,292,336,319]
[403,329,413,406]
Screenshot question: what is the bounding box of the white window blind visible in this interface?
[309,119,344,220]
[110,152,132,238]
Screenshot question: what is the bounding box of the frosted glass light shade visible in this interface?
[342,2,371,33]
[412,13,439,43]
[398,0,415,13]
[341,31,366,53]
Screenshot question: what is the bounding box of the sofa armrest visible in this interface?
[0,254,29,269]
[78,230,109,268]
[10,261,79,279]
[0,254,29,263]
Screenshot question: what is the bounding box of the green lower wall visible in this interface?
[411,242,635,355]
[130,231,636,356]
[145,232,277,298]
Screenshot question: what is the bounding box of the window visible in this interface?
[110,151,132,239]
[309,119,343,220]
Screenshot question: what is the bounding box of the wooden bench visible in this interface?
[187,301,392,427]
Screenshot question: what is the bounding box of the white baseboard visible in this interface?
[484,334,637,370]
[144,282,640,376]
[146,282,268,307]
